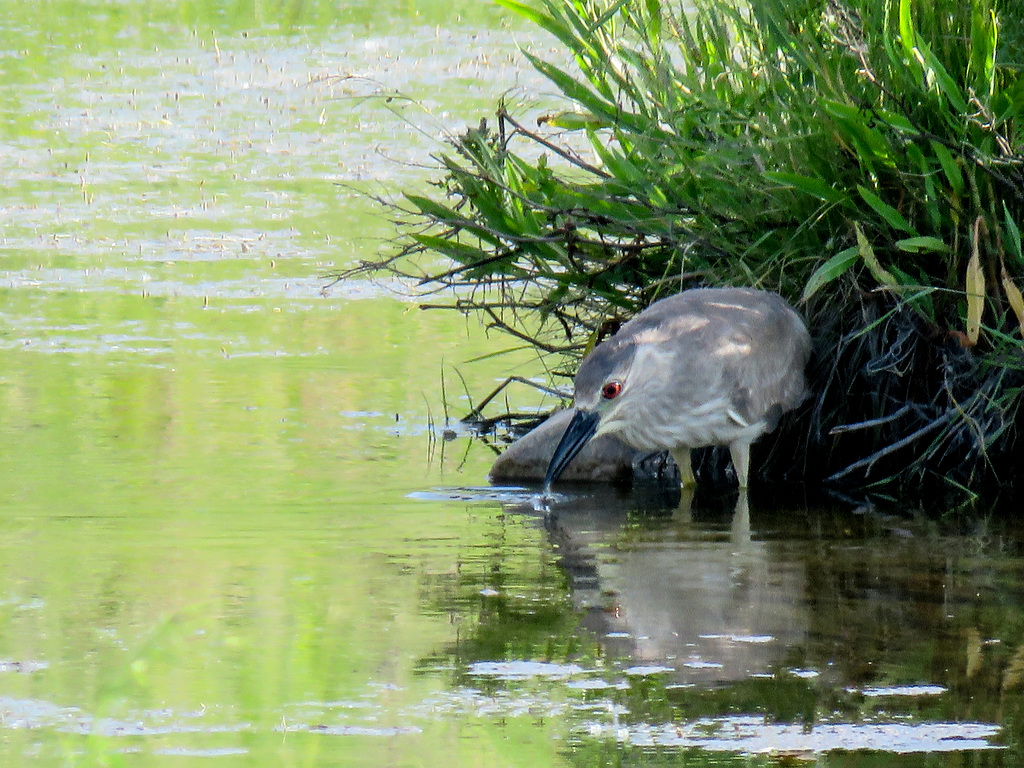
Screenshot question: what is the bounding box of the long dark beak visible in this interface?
[544,409,601,489]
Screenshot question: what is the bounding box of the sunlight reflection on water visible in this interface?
[590,717,1001,753]
[0,664,1005,755]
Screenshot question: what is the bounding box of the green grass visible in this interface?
[346,0,1024,494]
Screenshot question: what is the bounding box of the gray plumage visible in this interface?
[545,287,811,489]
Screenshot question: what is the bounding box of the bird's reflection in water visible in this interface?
[521,487,807,684]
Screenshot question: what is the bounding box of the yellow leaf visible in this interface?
[855,223,898,287]
[965,217,986,345]
[1001,260,1024,336]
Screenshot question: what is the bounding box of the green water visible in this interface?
[1,1,1023,765]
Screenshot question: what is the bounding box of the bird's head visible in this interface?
[543,338,645,488]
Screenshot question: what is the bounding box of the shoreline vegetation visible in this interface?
[336,0,1024,496]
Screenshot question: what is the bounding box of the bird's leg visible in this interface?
[670,447,696,489]
[730,490,751,546]
[673,485,695,523]
[729,440,750,488]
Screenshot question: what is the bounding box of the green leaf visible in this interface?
[591,0,632,31]
[411,234,488,264]
[643,0,662,45]
[765,172,845,204]
[1004,202,1023,263]
[968,7,997,100]
[918,39,968,113]
[822,100,862,122]
[907,143,941,230]
[898,0,916,61]
[996,77,1024,124]
[895,236,949,253]
[405,193,458,221]
[874,109,918,135]
[590,140,644,185]
[406,193,505,246]
[930,141,964,195]
[803,246,858,300]
[822,101,895,169]
[857,186,916,234]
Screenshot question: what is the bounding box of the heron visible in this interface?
[544,287,811,490]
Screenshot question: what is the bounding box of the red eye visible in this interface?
[601,381,623,400]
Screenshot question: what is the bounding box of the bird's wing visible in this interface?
[627,290,810,423]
